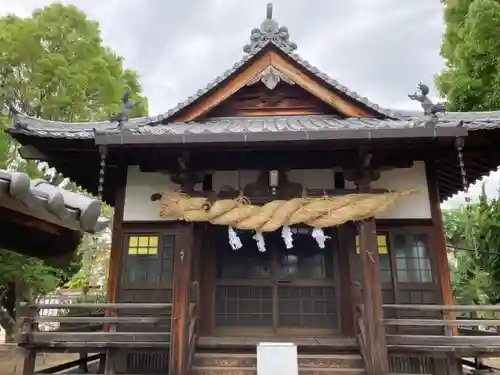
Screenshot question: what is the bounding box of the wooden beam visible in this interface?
[269,51,375,118]
[172,53,272,122]
[385,319,500,326]
[337,224,356,336]
[106,162,127,308]
[169,223,194,375]
[22,348,36,375]
[384,304,500,312]
[425,159,456,334]
[23,331,171,343]
[356,153,389,375]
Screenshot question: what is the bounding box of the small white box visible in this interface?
[257,342,298,375]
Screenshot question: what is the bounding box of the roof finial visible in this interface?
[266,3,273,19]
[243,4,297,54]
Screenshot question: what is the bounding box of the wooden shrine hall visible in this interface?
[7,4,500,375]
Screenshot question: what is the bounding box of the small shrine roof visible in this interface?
[0,169,109,233]
[149,3,398,123]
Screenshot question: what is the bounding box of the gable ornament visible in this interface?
[247,66,295,90]
[243,3,298,54]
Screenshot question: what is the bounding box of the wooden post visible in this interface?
[426,159,460,375]
[425,160,455,320]
[104,321,117,375]
[18,282,37,375]
[353,155,389,375]
[169,223,194,375]
[22,349,37,375]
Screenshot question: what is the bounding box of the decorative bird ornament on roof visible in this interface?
[109,91,138,130]
[408,83,445,128]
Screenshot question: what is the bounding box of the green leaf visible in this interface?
[0,3,148,333]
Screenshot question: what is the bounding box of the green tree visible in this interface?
[443,185,500,306]
[0,3,148,340]
[436,0,500,111]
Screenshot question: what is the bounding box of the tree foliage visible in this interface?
[443,185,500,305]
[0,3,148,340]
[436,0,500,111]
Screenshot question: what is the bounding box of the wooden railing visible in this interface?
[19,302,172,375]
[383,304,500,355]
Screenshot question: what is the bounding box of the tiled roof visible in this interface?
[147,6,398,123]
[395,109,500,130]
[0,169,109,233]
[10,113,471,141]
[147,41,399,123]
[11,114,148,139]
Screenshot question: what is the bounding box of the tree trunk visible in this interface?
[0,313,16,342]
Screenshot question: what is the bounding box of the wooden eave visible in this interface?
[9,123,500,204]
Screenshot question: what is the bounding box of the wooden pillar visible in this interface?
[338,224,355,337]
[22,349,36,375]
[350,154,389,375]
[425,160,454,312]
[426,159,461,375]
[106,162,127,305]
[169,223,194,375]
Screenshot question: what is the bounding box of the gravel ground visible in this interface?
[0,345,78,375]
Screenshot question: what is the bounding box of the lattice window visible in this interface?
[355,233,392,283]
[161,235,175,282]
[215,286,273,327]
[125,234,175,284]
[394,233,432,283]
[278,286,337,328]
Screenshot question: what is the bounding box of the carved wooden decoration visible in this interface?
[247,66,295,90]
[206,83,337,117]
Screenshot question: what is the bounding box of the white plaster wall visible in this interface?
[344,161,431,219]
[123,166,201,222]
[123,163,430,222]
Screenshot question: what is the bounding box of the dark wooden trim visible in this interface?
[375,219,433,227]
[169,223,194,375]
[119,228,179,290]
[107,162,127,305]
[199,227,215,336]
[338,224,355,337]
[94,126,468,146]
[121,221,181,231]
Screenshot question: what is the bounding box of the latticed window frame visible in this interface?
[122,232,177,287]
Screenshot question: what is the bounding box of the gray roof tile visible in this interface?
[11,112,497,141]
[146,40,398,123]
[0,169,110,233]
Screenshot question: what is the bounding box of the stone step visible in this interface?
[191,366,365,375]
[194,352,363,369]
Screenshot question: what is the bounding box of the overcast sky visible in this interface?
[1,0,498,205]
